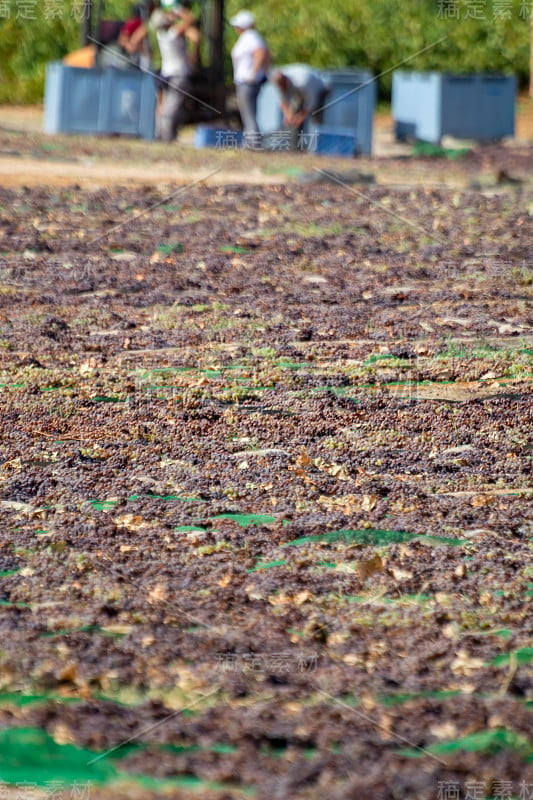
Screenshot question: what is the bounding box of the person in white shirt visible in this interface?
[230,10,271,146]
[150,2,201,141]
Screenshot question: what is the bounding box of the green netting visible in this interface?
[210,513,277,527]
[157,243,184,254]
[283,529,465,547]
[0,727,119,785]
[400,728,533,761]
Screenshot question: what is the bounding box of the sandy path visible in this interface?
[0,155,286,188]
[1,101,532,188]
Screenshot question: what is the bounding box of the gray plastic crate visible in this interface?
[256,65,375,156]
[44,61,156,140]
[392,71,516,144]
[319,69,375,155]
[256,80,282,135]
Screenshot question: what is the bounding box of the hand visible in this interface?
[293,110,308,127]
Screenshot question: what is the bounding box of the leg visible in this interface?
[159,75,189,142]
[236,82,261,147]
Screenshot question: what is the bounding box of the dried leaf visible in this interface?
[56,662,78,683]
[358,554,384,581]
[342,653,362,666]
[450,649,485,676]
[318,494,360,513]
[442,623,460,640]
[389,566,413,582]
[148,583,169,604]
[430,721,458,738]
[50,723,77,746]
[327,463,350,480]
[268,592,288,606]
[0,500,34,515]
[471,494,495,508]
[245,584,263,601]
[113,514,146,531]
[294,590,312,606]
[100,624,133,635]
[362,494,378,512]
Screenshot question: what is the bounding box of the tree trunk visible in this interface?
[530,10,533,97]
[80,0,92,47]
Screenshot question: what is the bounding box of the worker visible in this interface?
[118,3,153,70]
[149,2,201,141]
[270,65,328,148]
[229,10,271,148]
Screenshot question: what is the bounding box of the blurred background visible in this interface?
[0,0,531,104]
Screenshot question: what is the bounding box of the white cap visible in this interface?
[229,10,256,29]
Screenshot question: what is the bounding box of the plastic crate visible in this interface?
[311,126,358,157]
[44,61,156,139]
[256,80,283,134]
[392,71,516,144]
[319,69,375,155]
[193,126,244,149]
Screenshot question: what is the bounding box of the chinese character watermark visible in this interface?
[214,129,318,153]
[215,651,318,674]
[436,782,533,800]
[15,0,38,20]
[436,0,530,19]
[0,783,92,800]
[437,1,461,19]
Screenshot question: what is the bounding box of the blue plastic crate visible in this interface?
[319,69,375,155]
[193,126,244,149]
[392,71,516,144]
[256,80,283,134]
[44,61,156,139]
[311,126,358,157]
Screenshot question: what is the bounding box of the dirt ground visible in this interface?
[0,104,532,799]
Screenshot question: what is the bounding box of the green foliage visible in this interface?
[0,0,530,102]
[490,647,533,667]
[229,0,530,93]
[0,4,79,102]
[0,0,132,102]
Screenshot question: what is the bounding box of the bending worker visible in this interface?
[271,64,328,140]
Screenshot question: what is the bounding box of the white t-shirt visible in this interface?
[231,29,268,85]
[156,27,189,78]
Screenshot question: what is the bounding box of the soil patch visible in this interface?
[0,146,532,799]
